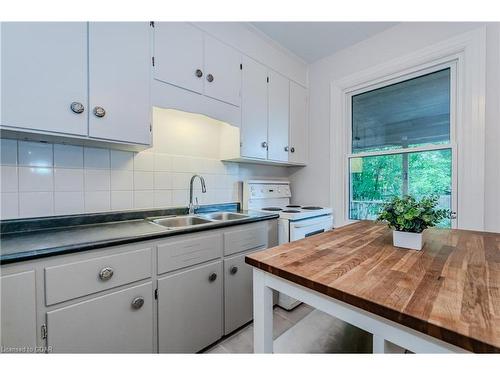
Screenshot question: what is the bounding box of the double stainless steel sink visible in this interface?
[147,212,250,230]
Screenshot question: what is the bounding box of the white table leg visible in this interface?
[373,334,388,353]
[253,268,273,353]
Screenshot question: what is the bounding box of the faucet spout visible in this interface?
[189,174,207,214]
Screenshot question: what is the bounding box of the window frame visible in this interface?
[344,61,458,227]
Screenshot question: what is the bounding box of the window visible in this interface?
[348,66,455,226]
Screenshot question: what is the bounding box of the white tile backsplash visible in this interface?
[84,147,110,169]
[134,171,154,190]
[110,150,134,170]
[55,191,84,215]
[54,144,84,168]
[0,139,267,219]
[1,166,18,192]
[85,169,110,191]
[1,192,19,219]
[111,170,134,191]
[111,191,134,211]
[19,192,54,217]
[18,167,53,192]
[85,191,111,213]
[134,190,154,209]
[54,168,84,192]
[18,141,53,167]
[1,139,18,165]
[134,152,154,171]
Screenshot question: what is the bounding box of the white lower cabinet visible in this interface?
[1,271,37,350]
[157,260,223,353]
[46,282,153,353]
[224,249,261,335]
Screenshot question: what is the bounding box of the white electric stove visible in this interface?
[243,180,333,310]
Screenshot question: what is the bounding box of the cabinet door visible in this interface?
[1,22,88,135]
[289,81,308,164]
[88,22,151,145]
[240,57,268,159]
[203,35,241,106]
[267,71,290,162]
[46,282,153,353]
[1,271,37,350]
[224,250,261,335]
[158,260,223,353]
[153,22,204,94]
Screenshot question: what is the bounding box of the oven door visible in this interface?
[289,215,333,242]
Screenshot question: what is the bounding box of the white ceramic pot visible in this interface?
[392,230,423,250]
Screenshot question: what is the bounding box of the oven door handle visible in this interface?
[305,229,325,237]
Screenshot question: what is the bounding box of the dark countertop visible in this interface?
[0,203,278,265]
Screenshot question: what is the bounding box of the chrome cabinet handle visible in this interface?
[261,141,268,149]
[70,102,84,114]
[284,146,289,152]
[206,74,214,82]
[98,267,114,281]
[230,266,238,275]
[208,273,217,282]
[131,297,144,310]
[195,69,203,78]
[290,147,295,153]
[93,106,106,118]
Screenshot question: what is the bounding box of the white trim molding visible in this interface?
[330,27,487,230]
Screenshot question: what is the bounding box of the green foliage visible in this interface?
[377,195,450,233]
[350,149,452,226]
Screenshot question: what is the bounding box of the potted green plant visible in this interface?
[377,195,450,250]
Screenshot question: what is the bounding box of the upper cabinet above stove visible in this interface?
[0,22,152,150]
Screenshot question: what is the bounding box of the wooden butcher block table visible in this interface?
[246,221,500,353]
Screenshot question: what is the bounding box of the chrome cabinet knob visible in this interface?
[208,273,217,282]
[93,106,106,118]
[98,267,114,281]
[261,141,268,149]
[131,297,144,310]
[284,146,289,152]
[290,147,295,153]
[70,102,84,114]
[195,69,203,78]
[206,74,214,82]
[230,266,238,275]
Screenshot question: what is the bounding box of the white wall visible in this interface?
[290,22,500,232]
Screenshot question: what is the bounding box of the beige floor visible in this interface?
[203,304,373,354]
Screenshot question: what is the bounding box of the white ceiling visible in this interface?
[250,22,398,63]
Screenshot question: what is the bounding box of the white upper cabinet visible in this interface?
[267,71,290,162]
[153,22,204,94]
[1,22,88,136]
[289,81,308,164]
[203,36,241,106]
[153,23,242,108]
[240,56,268,160]
[88,22,151,145]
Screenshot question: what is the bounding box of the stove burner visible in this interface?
[261,207,283,211]
[302,206,323,210]
[282,209,300,213]
[286,205,301,208]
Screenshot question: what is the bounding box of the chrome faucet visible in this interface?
[188,174,207,214]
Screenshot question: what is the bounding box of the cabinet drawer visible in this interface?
[45,247,152,306]
[157,233,222,274]
[224,223,267,256]
[47,282,153,353]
